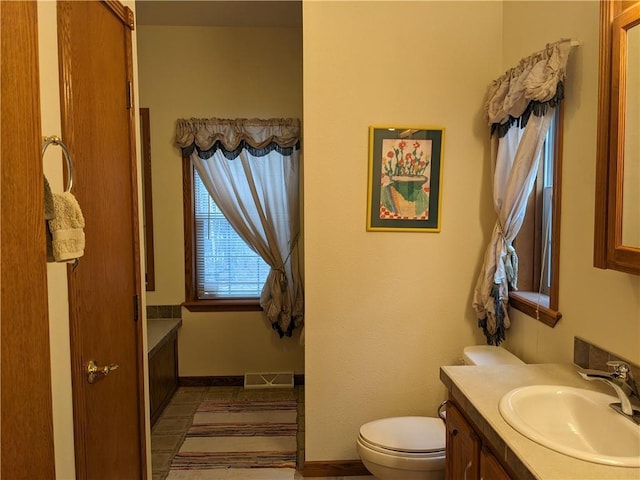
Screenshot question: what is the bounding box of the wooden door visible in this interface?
[1,2,56,478]
[57,2,146,478]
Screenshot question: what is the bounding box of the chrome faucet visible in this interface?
[578,361,640,424]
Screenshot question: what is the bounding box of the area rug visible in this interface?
[170,398,298,473]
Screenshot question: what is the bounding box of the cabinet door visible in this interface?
[149,333,179,425]
[480,447,512,480]
[446,402,480,480]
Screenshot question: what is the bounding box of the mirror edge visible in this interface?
[594,0,640,275]
[140,107,156,290]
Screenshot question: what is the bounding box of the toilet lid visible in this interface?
[359,416,445,453]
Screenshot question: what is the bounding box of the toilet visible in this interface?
[356,345,524,480]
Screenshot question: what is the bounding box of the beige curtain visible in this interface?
[472,39,574,345]
[176,118,303,337]
[176,118,300,153]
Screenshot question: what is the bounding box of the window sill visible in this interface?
[509,291,562,328]
[182,299,263,313]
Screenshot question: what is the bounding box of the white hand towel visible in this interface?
[47,192,85,262]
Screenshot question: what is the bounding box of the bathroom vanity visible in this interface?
[440,363,640,480]
[445,400,511,479]
[147,318,182,425]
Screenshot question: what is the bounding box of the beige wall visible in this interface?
[500,2,640,366]
[136,26,305,376]
[303,1,502,461]
[302,0,640,463]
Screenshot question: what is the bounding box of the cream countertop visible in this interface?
[440,363,640,480]
[147,318,182,356]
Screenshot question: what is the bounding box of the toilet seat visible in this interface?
[358,416,445,456]
[358,435,445,459]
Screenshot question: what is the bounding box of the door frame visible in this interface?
[1,2,56,477]
[57,1,147,477]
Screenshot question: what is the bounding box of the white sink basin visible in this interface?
[499,385,640,467]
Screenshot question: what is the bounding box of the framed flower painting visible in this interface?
[367,126,444,232]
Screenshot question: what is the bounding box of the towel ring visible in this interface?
[42,135,74,193]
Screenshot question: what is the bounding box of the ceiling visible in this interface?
[135,0,302,28]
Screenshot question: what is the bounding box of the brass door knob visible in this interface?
[87,360,119,384]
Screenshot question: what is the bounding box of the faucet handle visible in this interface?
[607,361,631,379]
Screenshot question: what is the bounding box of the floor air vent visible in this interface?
[244,372,294,389]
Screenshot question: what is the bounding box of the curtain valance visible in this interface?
[486,39,572,137]
[175,117,301,158]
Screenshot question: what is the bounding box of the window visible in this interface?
[509,107,563,326]
[193,170,270,298]
[183,163,268,311]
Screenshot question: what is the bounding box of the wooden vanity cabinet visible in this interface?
[148,329,178,426]
[446,401,514,480]
[480,447,512,480]
[445,400,480,479]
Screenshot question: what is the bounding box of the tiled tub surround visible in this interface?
[147,304,183,319]
[440,363,640,480]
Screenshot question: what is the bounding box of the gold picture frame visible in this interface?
[367,125,444,232]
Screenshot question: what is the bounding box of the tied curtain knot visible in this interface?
[497,222,519,291]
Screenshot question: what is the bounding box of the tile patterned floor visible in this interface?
[151,386,373,480]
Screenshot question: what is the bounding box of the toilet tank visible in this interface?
[462,345,524,366]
